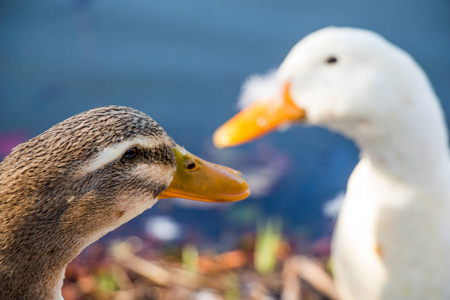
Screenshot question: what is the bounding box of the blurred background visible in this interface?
[1,1,449,299]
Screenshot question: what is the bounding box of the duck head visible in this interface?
[213,27,446,156]
[0,106,249,299]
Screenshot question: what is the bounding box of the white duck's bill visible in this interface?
[213,82,305,148]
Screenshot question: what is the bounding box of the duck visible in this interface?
[213,27,450,299]
[0,105,250,300]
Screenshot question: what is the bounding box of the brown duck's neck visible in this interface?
[0,188,139,300]
[0,219,82,300]
[0,266,65,300]
[0,191,93,300]
[0,163,151,299]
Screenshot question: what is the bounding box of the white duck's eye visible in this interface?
[326,56,338,64]
[122,147,138,159]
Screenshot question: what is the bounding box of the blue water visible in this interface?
[1,0,449,243]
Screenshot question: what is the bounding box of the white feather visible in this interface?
[81,138,162,174]
[238,69,282,109]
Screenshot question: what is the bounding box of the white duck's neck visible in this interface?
[328,72,450,186]
[355,96,449,185]
[359,129,449,185]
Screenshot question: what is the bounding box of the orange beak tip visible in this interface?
[213,81,305,149]
[212,130,229,148]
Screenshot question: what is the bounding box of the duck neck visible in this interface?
[0,178,157,300]
[0,198,84,300]
[355,109,450,185]
[0,192,130,300]
[1,239,72,299]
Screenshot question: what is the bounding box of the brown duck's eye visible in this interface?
[185,160,198,171]
[326,56,338,64]
[123,147,137,159]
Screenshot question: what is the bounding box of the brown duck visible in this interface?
[0,106,250,299]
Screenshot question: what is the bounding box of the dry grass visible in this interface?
[62,233,338,300]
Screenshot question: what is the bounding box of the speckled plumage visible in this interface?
[0,106,176,299]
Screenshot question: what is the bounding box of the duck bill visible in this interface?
[213,82,305,148]
[158,145,250,202]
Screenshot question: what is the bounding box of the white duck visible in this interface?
[213,27,450,299]
[0,106,250,299]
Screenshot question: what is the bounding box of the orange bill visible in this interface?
[213,82,305,148]
[158,145,250,202]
